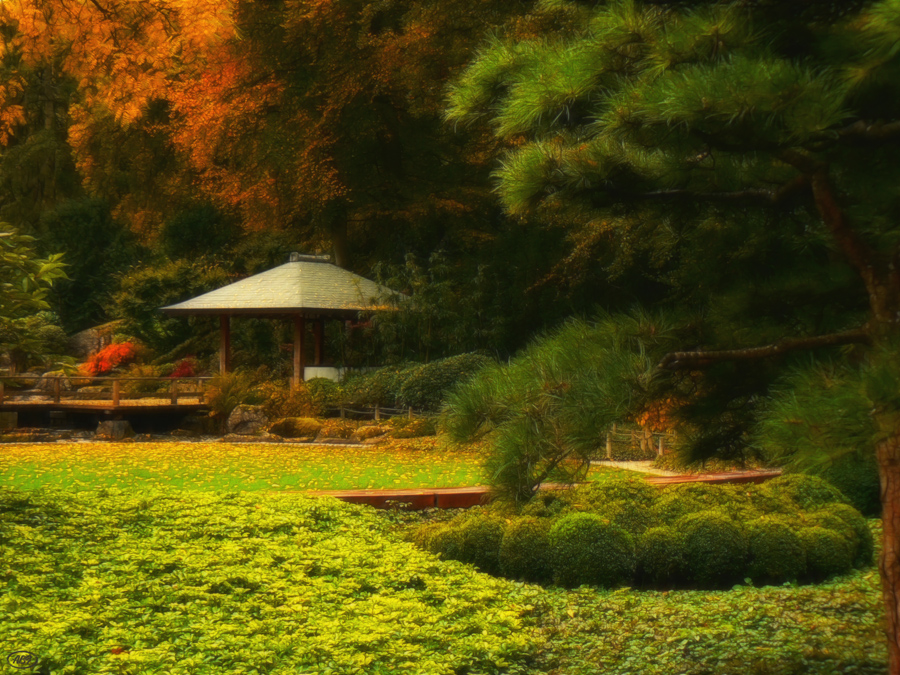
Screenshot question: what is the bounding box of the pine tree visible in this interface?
[447,0,900,667]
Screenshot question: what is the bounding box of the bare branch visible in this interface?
[658,327,871,370]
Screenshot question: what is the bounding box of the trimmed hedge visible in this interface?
[746,517,806,583]
[410,478,873,591]
[455,516,506,575]
[799,526,855,581]
[678,511,749,587]
[341,353,493,411]
[759,474,850,511]
[637,526,685,585]
[549,513,635,588]
[499,517,553,583]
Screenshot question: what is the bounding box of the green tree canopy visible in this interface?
[445,0,900,664]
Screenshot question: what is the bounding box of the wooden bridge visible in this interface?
[0,375,211,426]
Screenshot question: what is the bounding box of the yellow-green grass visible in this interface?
[0,438,486,492]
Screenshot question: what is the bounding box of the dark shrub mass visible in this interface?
[549,513,635,588]
[678,511,748,587]
[746,517,806,584]
[499,517,553,583]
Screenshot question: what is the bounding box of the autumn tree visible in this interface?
[447,0,900,667]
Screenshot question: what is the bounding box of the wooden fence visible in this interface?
[0,375,212,407]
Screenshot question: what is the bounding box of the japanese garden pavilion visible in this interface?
[160,253,394,389]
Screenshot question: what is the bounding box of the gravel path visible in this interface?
[592,459,681,476]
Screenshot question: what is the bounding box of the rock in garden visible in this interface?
[95,420,135,440]
[226,405,269,435]
[268,417,323,439]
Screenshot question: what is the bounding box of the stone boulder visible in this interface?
[268,417,323,439]
[226,405,269,435]
[95,420,135,440]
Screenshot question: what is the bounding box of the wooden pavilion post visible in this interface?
[219,315,232,374]
[293,315,306,390]
[314,318,325,365]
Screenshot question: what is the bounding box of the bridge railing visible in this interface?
[0,375,213,406]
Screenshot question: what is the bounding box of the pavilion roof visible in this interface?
[160,255,395,317]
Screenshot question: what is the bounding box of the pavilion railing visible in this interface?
[0,375,213,406]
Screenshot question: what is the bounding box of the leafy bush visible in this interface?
[427,523,465,561]
[637,526,686,585]
[268,417,323,439]
[798,526,855,581]
[80,341,138,375]
[570,475,659,510]
[318,419,358,439]
[651,492,706,525]
[256,381,316,420]
[549,512,635,588]
[499,517,553,583]
[819,503,876,568]
[305,377,340,412]
[455,516,506,575]
[205,369,265,429]
[679,511,748,587]
[599,499,658,536]
[760,474,851,511]
[389,416,437,438]
[746,517,806,583]
[519,491,571,518]
[398,353,493,411]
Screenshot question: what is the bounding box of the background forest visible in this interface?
[0,0,650,372]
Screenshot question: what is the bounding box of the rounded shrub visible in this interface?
[760,474,850,511]
[798,526,855,580]
[572,475,659,510]
[454,516,506,575]
[637,526,685,586]
[499,517,553,583]
[679,510,749,587]
[548,513,635,588]
[746,517,806,584]
[807,504,874,568]
[399,353,494,411]
[600,499,657,536]
[426,523,464,561]
[661,483,758,521]
[650,492,705,525]
[520,491,575,518]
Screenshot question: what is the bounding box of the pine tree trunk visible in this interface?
[878,427,900,674]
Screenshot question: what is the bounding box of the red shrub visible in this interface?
[169,357,199,378]
[81,342,137,376]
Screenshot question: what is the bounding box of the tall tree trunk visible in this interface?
[878,425,900,674]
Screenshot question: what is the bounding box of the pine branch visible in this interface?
[838,120,900,142]
[658,327,871,370]
[610,176,808,206]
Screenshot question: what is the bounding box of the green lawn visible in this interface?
[0,438,486,491]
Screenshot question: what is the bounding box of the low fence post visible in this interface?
[112,379,120,407]
[197,377,204,404]
[606,432,612,460]
[170,379,178,405]
[374,403,381,421]
[657,435,665,456]
[53,377,61,404]
[408,406,413,420]
[340,404,345,420]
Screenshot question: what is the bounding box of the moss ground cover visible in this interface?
[0,487,885,675]
[0,438,484,491]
